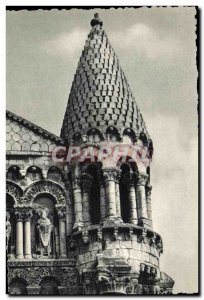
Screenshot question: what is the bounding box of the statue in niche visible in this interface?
[6,212,11,252]
[36,207,53,257]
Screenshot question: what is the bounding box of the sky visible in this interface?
[6,7,198,294]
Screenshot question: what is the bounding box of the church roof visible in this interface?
[61,14,151,143]
[6,110,65,150]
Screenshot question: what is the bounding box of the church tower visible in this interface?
[6,13,174,295]
[60,14,174,295]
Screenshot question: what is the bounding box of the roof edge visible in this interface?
[6,110,65,145]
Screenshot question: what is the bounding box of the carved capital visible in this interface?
[82,229,89,244]
[96,255,131,295]
[136,172,149,186]
[102,168,121,183]
[14,206,32,221]
[146,185,152,198]
[97,228,103,242]
[72,178,81,189]
[56,205,66,221]
[138,228,147,243]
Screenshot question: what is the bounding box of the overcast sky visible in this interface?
[6,7,198,294]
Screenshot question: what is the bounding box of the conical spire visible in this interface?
[61,14,151,147]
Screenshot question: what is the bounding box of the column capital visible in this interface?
[56,205,66,221]
[136,172,149,186]
[72,178,81,189]
[102,168,121,183]
[14,206,32,221]
[146,184,152,197]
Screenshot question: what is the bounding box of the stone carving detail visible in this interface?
[82,229,89,244]
[97,228,103,242]
[8,265,80,293]
[68,237,77,250]
[139,263,160,286]
[72,178,81,189]
[138,228,148,243]
[156,236,163,255]
[82,270,97,295]
[102,168,121,182]
[15,206,32,221]
[56,205,66,221]
[96,254,131,294]
[6,181,23,204]
[146,184,152,197]
[36,207,53,257]
[113,227,118,241]
[23,181,67,205]
[136,173,149,186]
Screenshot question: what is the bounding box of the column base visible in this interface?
[130,218,138,225]
[103,216,121,226]
[16,255,24,259]
[59,254,68,259]
[24,254,32,259]
[138,218,152,229]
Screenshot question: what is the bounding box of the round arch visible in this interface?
[23,180,67,206]
[6,181,23,205]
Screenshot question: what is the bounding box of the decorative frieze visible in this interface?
[23,181,67,206]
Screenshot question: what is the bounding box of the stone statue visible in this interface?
[36,208,52,257]
[6,212,11,252]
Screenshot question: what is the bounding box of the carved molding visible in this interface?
[7,265,80,289]
[22,180,67,205]
[7,259,76,268]
[6,181,23,205]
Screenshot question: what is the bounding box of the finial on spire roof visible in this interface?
[90,13,103,28]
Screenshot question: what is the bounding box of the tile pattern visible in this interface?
[61,23,150,142]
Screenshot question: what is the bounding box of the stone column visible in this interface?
[66,195,74,237]
[136,172,149,228]
[99,180,106,221]
[82,173,93,225]
[146,184,153,229]
[128,171,137,225]
[103,168,118,220]
[15,211,24,259]
[115,170,122,221]
[72,176,83,229]
[24,210,32,259]
[56,205,67,258]
[97,170,106,222]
